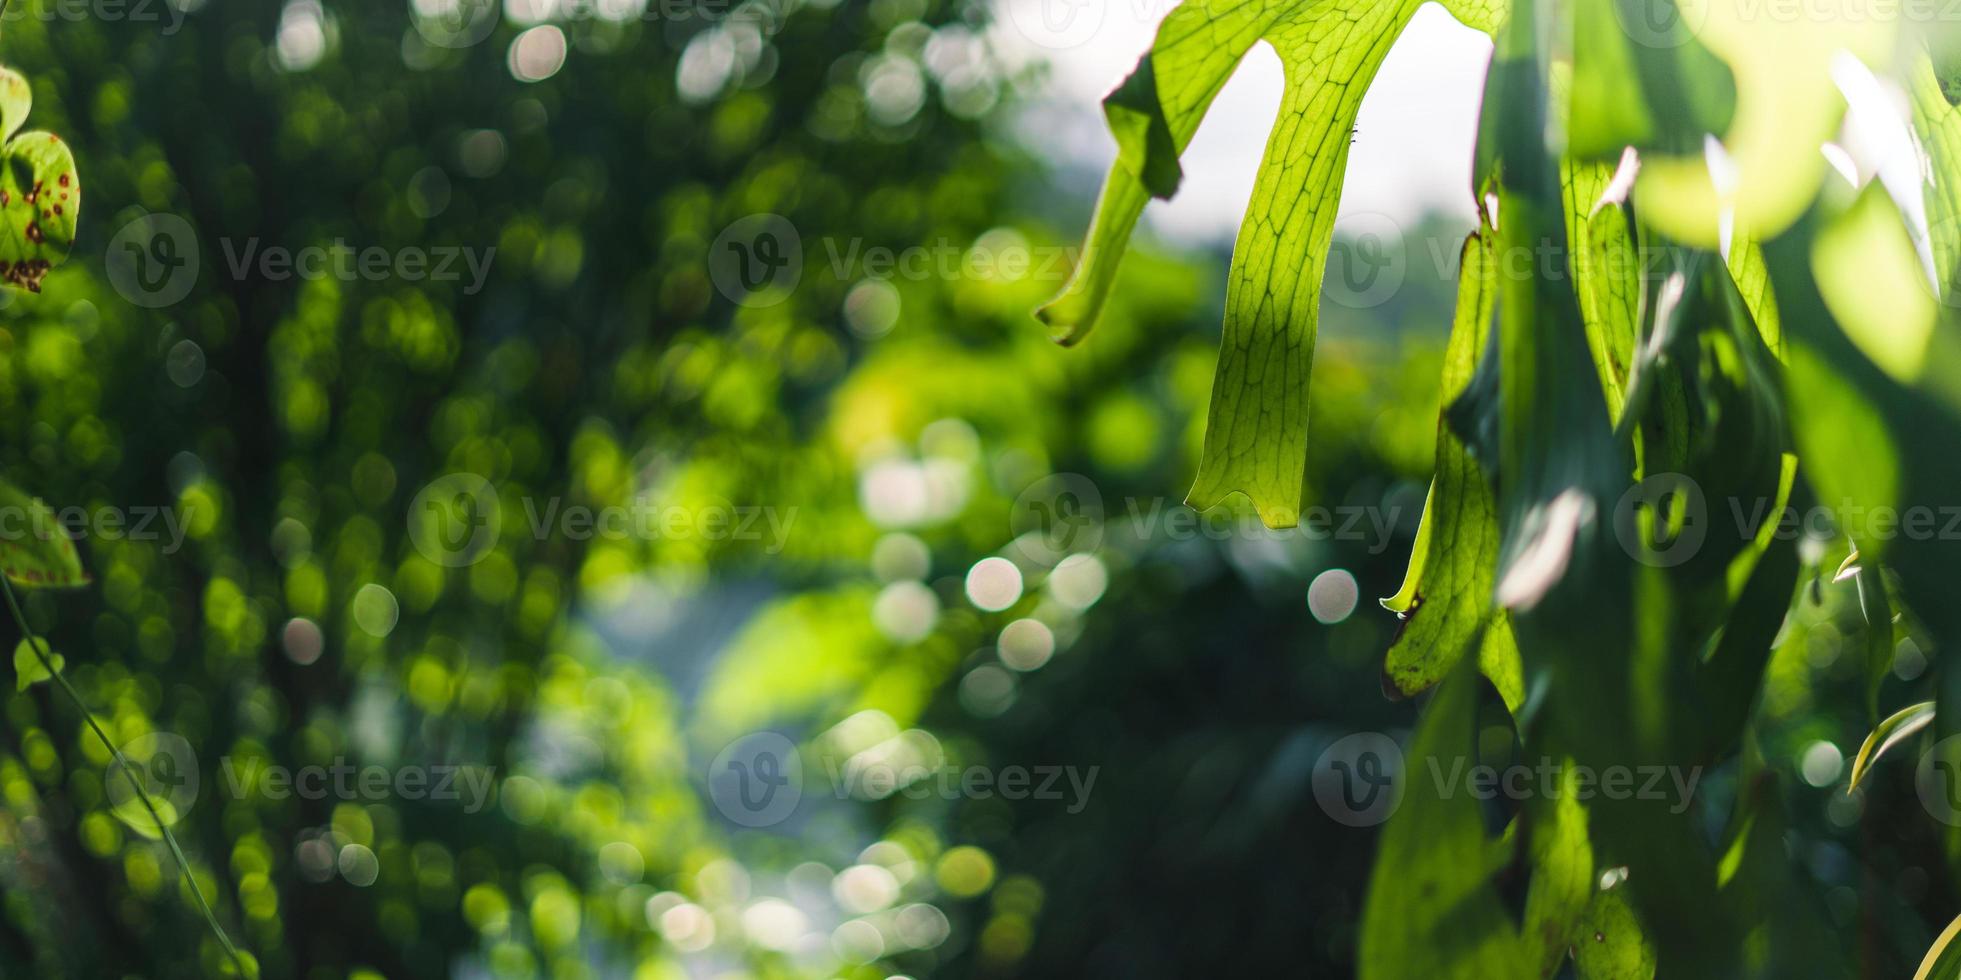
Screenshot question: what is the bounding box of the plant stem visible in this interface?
[0,574,251,977]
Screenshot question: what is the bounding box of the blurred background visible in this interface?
[0,0,1937,976]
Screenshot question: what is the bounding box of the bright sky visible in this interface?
[990,2,1496,244]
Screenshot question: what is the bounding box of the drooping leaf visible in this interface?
[0,478,90,589]
[1382,231,1521,707]
[1358,651,1531,979]
[1040,0,1509,527]
[0,67,79,292]
[1846,700,1934,793]
[1477,7,1766,973]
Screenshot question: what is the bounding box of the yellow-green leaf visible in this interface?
[1846,700,1934,793]
[13,638,63,691]
[0,67,79,292]
[1917,912,1961,980]
[1572,885,1657,980]
[1040,0,1508,527]
[1382,231,1521,709]
[0,478,90,589]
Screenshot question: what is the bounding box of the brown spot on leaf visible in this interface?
[1,259,49,292]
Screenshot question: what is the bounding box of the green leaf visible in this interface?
[13,638,63,691]
[1102,56,1183,200]
[1040,0,1507,526]
[1725,230,1782,359]
[1845,700,1934,793]
[1563,157,1639,426]
[1813,183,1937,385]
[1911,46,1961,301]
[1572,886,1657,980]
[1382,231,1521,708]
[1522,767,1594,975]
[0,67,79,292]
[1854,565,1896,719]
[1475,9,1778,973]
[1568,0,1735,161]
[1633,1,1895,247]
[0,478,90,589]
[1359,651,1531,978]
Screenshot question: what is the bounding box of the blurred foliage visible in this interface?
[0,0,1457,976]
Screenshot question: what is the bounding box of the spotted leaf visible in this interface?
[0,67,78,293]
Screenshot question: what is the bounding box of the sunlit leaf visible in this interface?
[1633,0,1895,246]
[1563,157,1640,425]
[1041,0,1508,526]
[1383,231,1520,707]
[1813,184,1936,384]
[1911,46,1961,299]
[1571,886,1657,980]
[0,66,79,292]
[1846,700,1934,793]
[12,638,62,691]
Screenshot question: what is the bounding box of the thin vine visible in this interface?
[2,575,253,976]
